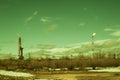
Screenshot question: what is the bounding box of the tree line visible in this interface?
[0,51,120,71]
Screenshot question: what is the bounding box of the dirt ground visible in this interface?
[1,71,120,80]
[34,72,120,80]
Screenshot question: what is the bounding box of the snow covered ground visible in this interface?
[0,70,34,77]
[89,67,120,72]
[0,67,120,78]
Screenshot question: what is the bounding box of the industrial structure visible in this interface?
[92,32,96,45]
[18,37,24,60]
[91,32,96,52]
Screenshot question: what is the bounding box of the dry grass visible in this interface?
[34,72,120,80]
[76,76,120,80]
[1,72,120,80]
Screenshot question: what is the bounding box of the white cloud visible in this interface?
[104,28,113,31]
[94,39,118,48]
[40,17,51,23]
[68,39,120,53]
[110,30,120,37]
[25,38,120,58]
[46,48,69,53]
[25,16,33,23]
[104,27,120,37]
[25,11,38,24]
[79,22,86,26]
[40,17,62,23]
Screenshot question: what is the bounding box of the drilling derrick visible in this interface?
[18,37,24,60]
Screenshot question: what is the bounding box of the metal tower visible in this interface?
[18,37,24,60]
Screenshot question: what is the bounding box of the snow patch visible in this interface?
[89,67,120,72]
[0,70,34,77]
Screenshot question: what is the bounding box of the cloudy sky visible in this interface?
[0,0,120,55]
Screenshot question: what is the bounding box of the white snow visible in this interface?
[0,70,34,77]
[89,67,120,72]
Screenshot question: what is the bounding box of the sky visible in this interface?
[0,0,120,57]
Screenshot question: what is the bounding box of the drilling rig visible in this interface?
[18,37,24,60]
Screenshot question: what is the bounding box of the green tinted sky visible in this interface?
[0,0,120,54]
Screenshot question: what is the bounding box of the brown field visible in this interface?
[0,71,120,80]
[0,57,120,80]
